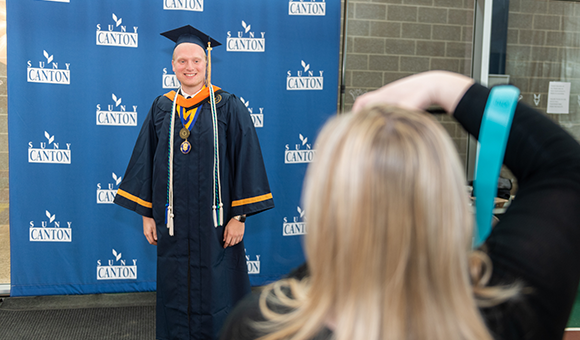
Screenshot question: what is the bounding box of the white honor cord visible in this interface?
[167,87,179,236]
[210,85,223,228]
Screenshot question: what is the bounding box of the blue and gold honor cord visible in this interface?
[473,85,519,247]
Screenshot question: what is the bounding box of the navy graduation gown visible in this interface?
[114,86,274,340]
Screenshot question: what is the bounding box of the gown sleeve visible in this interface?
[113,98,160,218]
[454,84,580,339]
[225,94,274,217]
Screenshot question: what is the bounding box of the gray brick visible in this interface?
[508,13,534,29]
[531,46,559,62]
[416,41,445,56]
[533,15,561,31]
[440,122,456,137]
[383,72,414,84]
[464,0,474,9]
[368,55,400,71]
[344,70,352,87]
[507,29,518,45]
[446,42,471,58]
[545,31,576,47]
[506,45,531,62]
[542,62,562,79]
[430,58,459,72]
[519,30,545,45]
[462,26,473,42]
[355,3,387,20]
[401,23,432,39]
[432,25,461,41]
[0,97,6,117]
[509,77,529,92]
[563,124,580,141]
[348,20,371,36]
[403,0,433,5]
[353,37,386,54]
[346,37,354,53]
[400,56,430,72]
[0,79,6,96]
[547,2,572,16]
[519,1,548,14]
[345,88,367,105]
[448,9,473,26]
[348,2,355,19]
[0,115,6,134]
[509,0,521,12]
[529,78,550,93]
[0,154,7,172]
[575,3,580,17]
[370,21,401,37]
[385,38,416,55]
[418,7,447,24]
[458,58,471,76]
[387,5,418,22]
[433,0,463,8]
[352,71,385,87]
[505,61,543,78]
[0,135,6,152]
[345,54,369,70]
[452,137,468,154]
[372,0,403,3]
[562,16,580,32]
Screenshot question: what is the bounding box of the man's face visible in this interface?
[172,43,207,94]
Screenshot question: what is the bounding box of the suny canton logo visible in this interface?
[240,97,264,128]
[97,172,122,204]
[289,0,326,16]
[29,210,72,242]
[163,0,203,11]
[227,21,265,52]
[283,206,307,236]
[27,50,70,85]
[285,134,315,164]
[96,94,138,126]
[246,251,261,274]
[96,14,138,48]
[162,68,180,89]
[97,249,138,280]
[28,132,71,164]
[287,60,324,90]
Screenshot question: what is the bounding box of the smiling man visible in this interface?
[114,25,274,340]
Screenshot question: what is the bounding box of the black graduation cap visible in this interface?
[160,25,222,51]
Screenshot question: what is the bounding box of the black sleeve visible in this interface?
[219,291,265,340]
[454,84,580,339]
[225,94,274,217]
[113,98,160,217]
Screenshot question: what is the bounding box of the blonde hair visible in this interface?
[253,105,519,340]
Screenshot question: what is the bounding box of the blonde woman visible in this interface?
[220,71,580,340]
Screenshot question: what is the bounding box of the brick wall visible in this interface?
[342,0,475,167]
[506,0,580,141]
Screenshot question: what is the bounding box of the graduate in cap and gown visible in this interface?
[114,25,274,340]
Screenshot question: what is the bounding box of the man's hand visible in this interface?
[143,216,157,245]
[223,217,245,248]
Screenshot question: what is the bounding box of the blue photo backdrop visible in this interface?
[8,0,340,296]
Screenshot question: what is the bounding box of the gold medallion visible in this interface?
[179,127,190,139]
[215,94,222,104]
[180,140,191,154]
